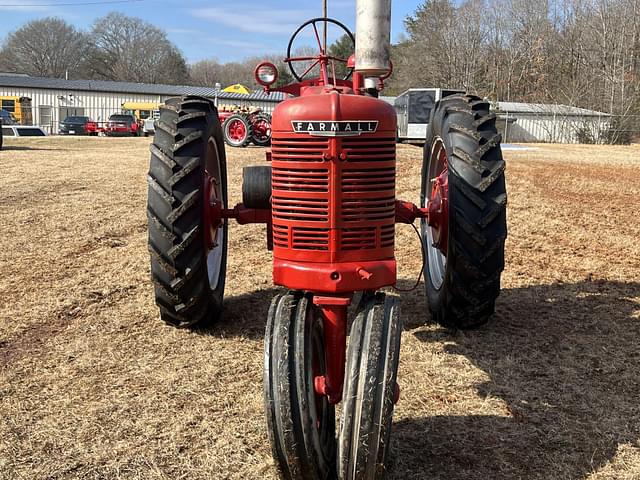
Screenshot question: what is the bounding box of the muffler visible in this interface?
[355,0,392,76]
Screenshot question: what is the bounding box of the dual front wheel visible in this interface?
[265,292,402,480]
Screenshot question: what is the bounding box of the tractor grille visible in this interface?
[272,136,331,251]
[341,167,396,192]
[271,134,395,255]
[271,137,328,162]
[272,167,328,192]
[341,196,396,222]
[341,137,396,162]
[340,137,396,250]
[272,195,329,222]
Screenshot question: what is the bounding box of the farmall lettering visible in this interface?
[291,120,379,136]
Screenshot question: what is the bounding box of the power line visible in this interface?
[0,0,143,6]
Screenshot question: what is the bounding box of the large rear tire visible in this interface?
[421,94,507,329]
[264,293,336,479]
[251,113,272,147]
[147,96,228,328]
[338,293,402,480]
[223,113,252,148]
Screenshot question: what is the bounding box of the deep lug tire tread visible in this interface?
[338,293,402,480]
[147,95,228,328]
[422,94,507,329]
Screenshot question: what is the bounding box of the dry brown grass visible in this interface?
[1,137,639,479]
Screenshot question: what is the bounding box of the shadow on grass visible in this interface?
[188,277,639,478]
[204,278,422,340]
[393,279,640,479]
[0,146,66,151]
[194,287,284,339]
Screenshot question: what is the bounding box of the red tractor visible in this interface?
[146,1,507,478]
[219,106,272,148]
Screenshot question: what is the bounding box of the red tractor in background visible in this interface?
[219,105,272,147]
[146,1,507,478]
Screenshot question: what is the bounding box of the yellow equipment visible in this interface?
[121,102,162,121]
[0,96,32,124]
[222,84,251,95]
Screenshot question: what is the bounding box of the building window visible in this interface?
[39,106,52,129]
[1,99,16,113]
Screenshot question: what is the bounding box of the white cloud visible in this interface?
[166,27,203,35]
[218,39,276,50]
[203,37,280,54]
[190,7,315,35]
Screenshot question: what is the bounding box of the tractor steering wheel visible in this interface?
[285,17,355,83]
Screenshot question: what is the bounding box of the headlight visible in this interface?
[255,62,278,87]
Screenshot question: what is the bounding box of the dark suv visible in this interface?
[106,114,140,137]
[59,116,98,135]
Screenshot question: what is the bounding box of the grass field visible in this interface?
[1,136,639,480]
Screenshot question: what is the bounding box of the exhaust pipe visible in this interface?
[355,0,392,76]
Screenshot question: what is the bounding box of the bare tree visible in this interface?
[390,0,640,121]
[88,12,188,84]
[0,17,90,78]
[189,59,225,87]
[189,54,293,89]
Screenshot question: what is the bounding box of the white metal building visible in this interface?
[378,95,612,144]
[0,74,286,134]
[495,101,611,144]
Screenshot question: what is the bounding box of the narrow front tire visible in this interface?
[338,293,402,480]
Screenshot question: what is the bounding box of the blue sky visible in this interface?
[0,0,420,63]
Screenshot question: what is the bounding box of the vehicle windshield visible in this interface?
[16,128,45,136]
[64,116,89,123]
[109,115,133,122]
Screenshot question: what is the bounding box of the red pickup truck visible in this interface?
[106,114,140,137]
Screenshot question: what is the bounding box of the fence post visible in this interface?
[504,112,509,144]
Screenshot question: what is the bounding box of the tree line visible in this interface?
[0,14,188,84]
[0,13,341,89]
[2,2,639,119]
[389,0,640,118]
[0,13,267,87]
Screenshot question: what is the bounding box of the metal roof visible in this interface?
[0,74,287,101]
[495,101,609,116]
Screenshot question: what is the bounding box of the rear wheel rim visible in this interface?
[423,137,449,290]
[204,137,224,289]
[227,119,247,144]
[253,118,271,142]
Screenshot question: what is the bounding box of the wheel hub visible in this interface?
[253,119,270,140]
[428,140,449,255]
[203,171,223,249]
[228,119,246,141]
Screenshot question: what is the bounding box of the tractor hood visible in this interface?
[271,89,396,136]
